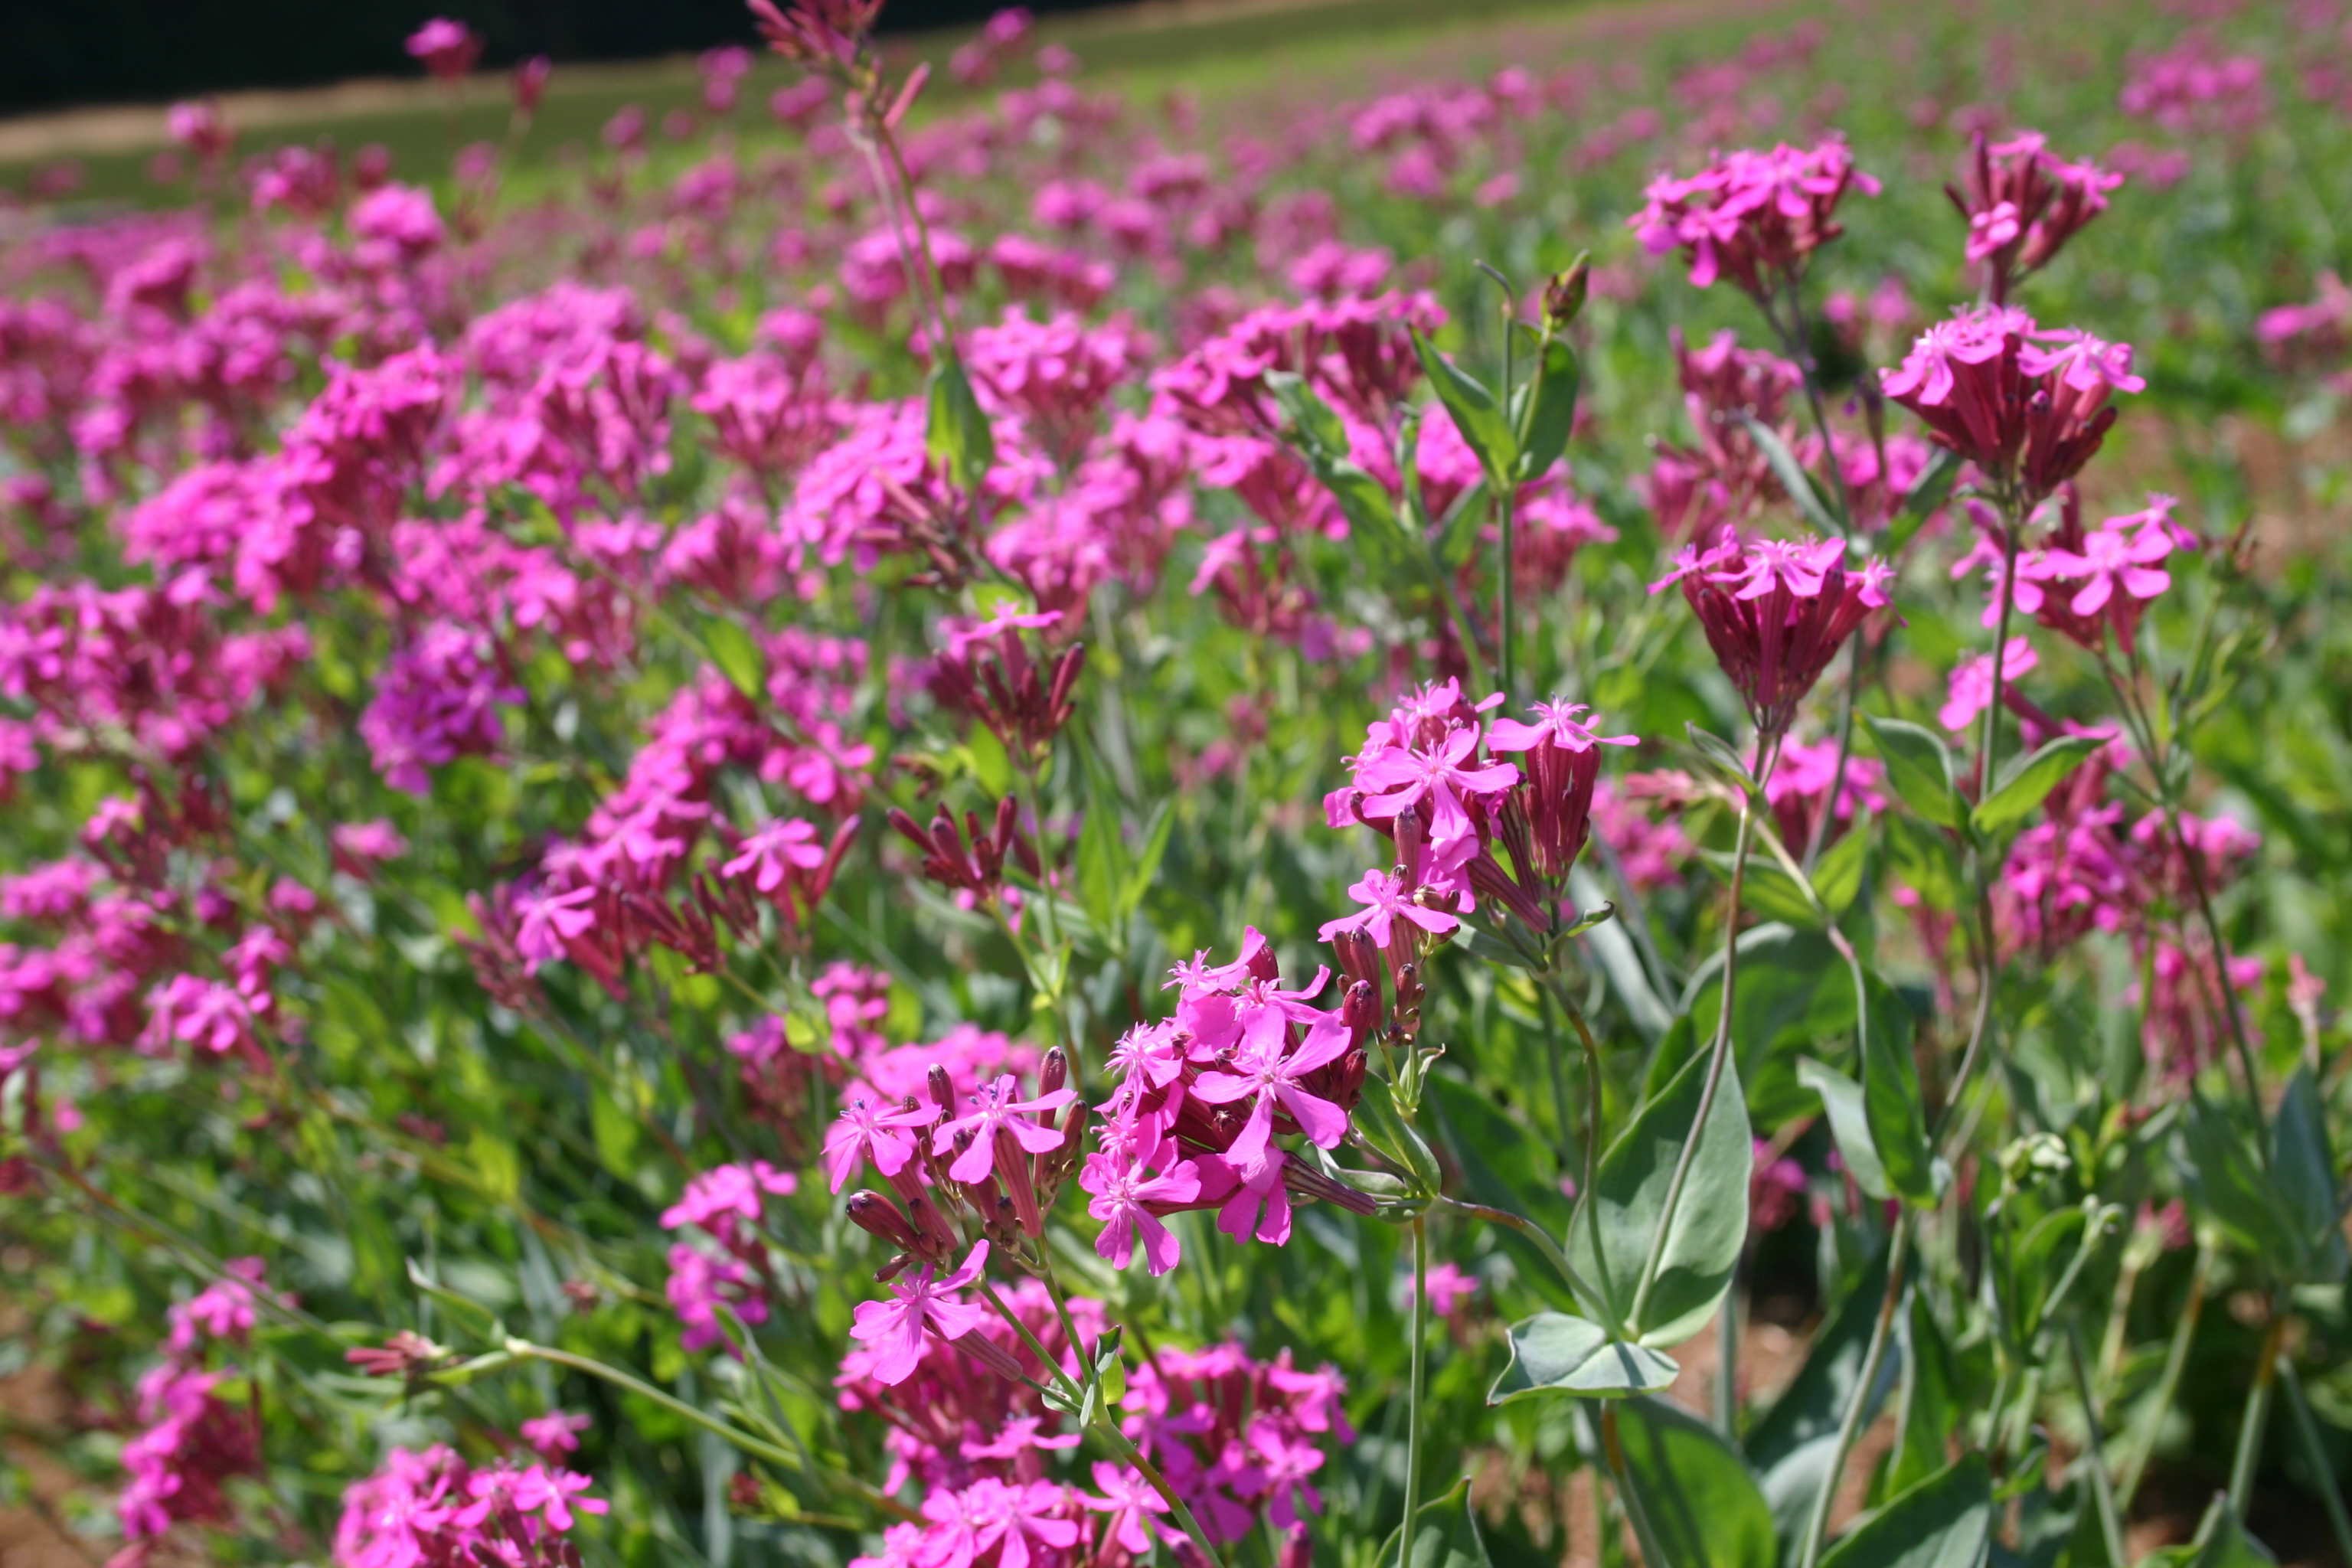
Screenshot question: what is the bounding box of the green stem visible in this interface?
[2228,1308,2287,1514]
[1401,1216,1429,1558]
[1437,1197,1607,1326]
[2118,1239,2213,1513]
[1796,1214,1910,1568]
[1629,784,1760,1328]
[1717,1250,1743,1439]
[1599,1403,1674,1568]
[2278,1355,2352,1568]
[1498,488,1517,701]
[2065,1324,2130,1568]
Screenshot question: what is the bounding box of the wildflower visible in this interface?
[824,1094,938,1191]
[933,1073,1077,1184]
[1084,1462,1171,1553]
[1422,1261,1479,1318]
[1881,306,2141,501]
[406,21,482,81]
[1651,528,1892,742]
[1485,700,1639,878]
[1944,131,2123,302]
[1630,138,1880,299]
[1191,1014,1352,1165]
[1080,1136,1202,1276]
[848,1241,991,1387]
[1939,638,2040,733]
[521,1411,591,1459]
[1316,867,1460,947]
[661,1162,799,1241]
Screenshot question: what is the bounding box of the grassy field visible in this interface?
[0,0,1779,206]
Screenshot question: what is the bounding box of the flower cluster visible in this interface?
[112,1260,273,1564]
[1652,531,1893,743]
[1880,306,2142,501]
[1630,137,1880,298]
[1942,130,2123,303]
[335,1445,607,1568]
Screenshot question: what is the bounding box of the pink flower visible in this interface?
[520,1410,591,1458]
[406,18,483,81]
[1422,1261,1478,1319]
[1191,1015,1352,1165]
[1239,1416,1327,1528]
[932,1073,1076,1184]
[848,1241,991,1387]
[660,1161,798,1237]
[823,1093,938,1193]
[1083,1462,1171,1554]
[722,818,826,893]
[1315,867,1459,947]
[1939,638,2040,733]
[1352,726,1519,848]
[1081,1138,1202,1276]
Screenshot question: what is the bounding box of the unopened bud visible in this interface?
[928,1063,959,1120]
[1038,1046,1068,1097]
[1341,978,1382,1041]
[1544,253,1591,331]
[1279,1527,1313,1568]
[846,1190,921,1252]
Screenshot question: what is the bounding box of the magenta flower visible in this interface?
[661,1162,798,1238]
[1423,1261,1479,1318]
[933,1073,1077,1184]
[406,18,483,81]
[1081,1142,1202,1276]
[1629,139,1879,299]
[1315,867,1459,948]
[722,818,826,893]
[519,1410,590,1459]
[1939,638,2040,733]
[1239,1416,1328,1528]
[1352,725,1519,847]
[1487,699,1640,879]
[2037,525,2174,616]
[847,1240,991,1387]
[822,1093,938,1193]
[1191,1014,1352,1165]
[1084,1463,1171,1553]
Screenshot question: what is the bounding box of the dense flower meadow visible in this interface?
[8,2,2352,1566]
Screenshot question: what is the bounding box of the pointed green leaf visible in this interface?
[1860,714,1965,831]
[1567,1049,1751,1347]
[1413,328,1517,490]
[1971,733,2104,838]
[1489,1313,1678,1401]
[2186,1501,2278,1567]
[2184,1096,2305,1270]
[1687,723,1758,794]
[2271,1067,2348,1282]
[1888,1289,1964,1496]
[1116,802,1174,921]
[1799,1057,1892,1200]
[1615,1396,1777,1568]
[1514,335,1581,482]
[1391,1478,1494,1568]
[1357,1076,1442,1196]
[703,617,766,701]
[1818,1452,1991,1568]
[1858,970,1936,1205]
[924,352,996,489]
[1266,369,1349,456]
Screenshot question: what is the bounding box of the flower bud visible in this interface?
[846,1190,922,1252]
[1037,1046,1067,1097]
[1544,253,1591,331]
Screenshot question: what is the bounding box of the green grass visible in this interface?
[1,0,1685,209]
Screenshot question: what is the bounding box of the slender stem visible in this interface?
[1540,983,1577,1171]
[2118,1242,2214,1512]
[1977,519,2023,799]
[1599,1403,1673,1568]
[2278,1355,2352,1568]
[2228,1307,2287,1514]
[1717,1250,1743,1438]
[1401,1216,1429,1555]
[1439,1196,1606,1328]
[1088,1388,1228,1568]
[1803,638,1864,872]
[1630,787,1760,1327]
[2065,1324,2131,1568]
[1796,1214,1910,1568]
[1498,488,1517,701]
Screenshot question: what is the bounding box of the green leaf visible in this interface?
[1614,1397,1778,1568]
[1392,1478,1494,1568]
[1888,1288,1964,1496]
[1857,970,1936,1205]
[2184,1096,2305,1272]
[1684,924,1854,1093]
[1413,328,1517,490]
[1748,1241,1898,1547]
[1819,1452,1991,1568]
[923,351,996,489]
[1740,413,1843,536]
[1798,1057,1892,1200]
[2271,1067,2348,1282]
[1488,1313,1678,1401]
[703,617,766,701]
[1118,802,1174,921]
[1888,449,1961,557]
[1860,714,1965,831]
[1266,369,1348,456]
[1567,1048,1751,1347]
[1514,335,1581,482]
[1427,1075,1580,1314]
[1812,820,1872,919]
[2186,1501,2278,1568]
[1357,1077,1442,1196]
[1074,800,1125,937]
[1456,923,1537,969]
[1971,734,2104,838]
[1687,723,1756,794]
